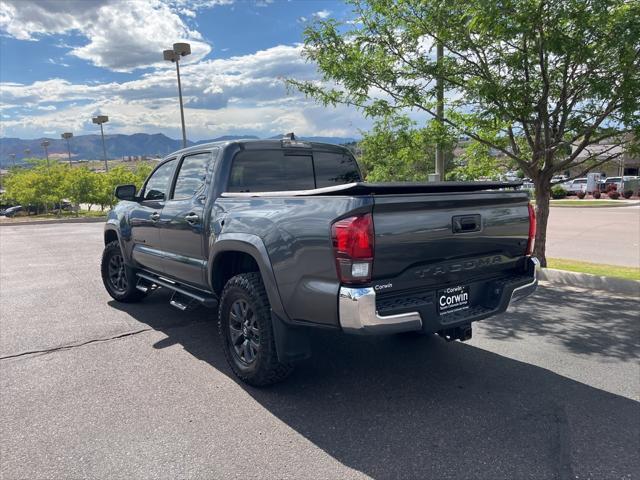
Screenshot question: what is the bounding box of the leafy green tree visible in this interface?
[447,140,510,181]
[63,167,99,214]
[359,115,455,181]
[290,0,640,265]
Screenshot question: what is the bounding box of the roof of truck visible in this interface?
[167,138,350,158]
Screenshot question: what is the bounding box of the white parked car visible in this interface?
[563,178,588,194]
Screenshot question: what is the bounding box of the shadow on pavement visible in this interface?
[483,286,639,361]
[110,289,640,479]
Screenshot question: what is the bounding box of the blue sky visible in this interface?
[0,0,369,140]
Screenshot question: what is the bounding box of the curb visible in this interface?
[538,267,640,297]
[0,217,106,227]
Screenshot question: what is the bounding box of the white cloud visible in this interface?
[0,44,371,140]
[313,9,332,19]
[0,0,219,72]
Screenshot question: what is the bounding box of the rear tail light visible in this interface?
[526,202,536,256]
[331,213,374,285]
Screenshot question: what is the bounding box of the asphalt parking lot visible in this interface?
[1,222,639,479]
[546,205,640,267]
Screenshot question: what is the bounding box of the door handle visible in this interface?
[185,213,200,225]
[150,212,160,222]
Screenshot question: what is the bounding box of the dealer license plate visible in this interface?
[437,285,470,314]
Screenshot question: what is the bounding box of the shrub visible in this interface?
[551,185,567,199]
[606,183,618,192]
[576,191,586,199]
[593,190,601,199]
[623,190,633,199]
[608,190,621,200]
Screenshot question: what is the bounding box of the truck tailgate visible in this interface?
[371,191,530,289]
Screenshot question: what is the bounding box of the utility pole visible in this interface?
[434,40,445,181]
[41,140,50,168]
[92,115,109,171]
[61,132,73,167]
[163,42,191,148]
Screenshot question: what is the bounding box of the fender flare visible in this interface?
[208,233,289,322]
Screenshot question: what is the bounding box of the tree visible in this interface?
[447,140,511,181]
[290,0,640,266]
[63,167,99,214]
[359,115,455,181]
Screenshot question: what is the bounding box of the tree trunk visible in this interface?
[533,178,551,267]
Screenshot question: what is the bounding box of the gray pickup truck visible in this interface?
[102,135,538,385]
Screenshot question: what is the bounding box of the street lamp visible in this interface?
[92,115,109,171]
[41,140,50,167]
[163,42,191,148]
[61,132,73,167]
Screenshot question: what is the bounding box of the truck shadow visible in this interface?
[482,285,639,361]
[109,288,640,479]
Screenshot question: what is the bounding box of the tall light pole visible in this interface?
[61,132,73,167]
[92,115,109,171]
[9,154,16,167]
[41,140,50,167]
[434,41,445,181]
[163,42,191,148]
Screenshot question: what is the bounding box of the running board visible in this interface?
[136,272,218,308]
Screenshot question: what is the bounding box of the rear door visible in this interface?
[129,157,178,273]
[158,150,217,288]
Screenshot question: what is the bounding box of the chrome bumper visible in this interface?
[338,287,422,335]
[338,257,539,335]
[508,257,539,305]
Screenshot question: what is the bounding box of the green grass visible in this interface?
[1,210,107,221]
[548,199,638,207]
[547,258,640,281]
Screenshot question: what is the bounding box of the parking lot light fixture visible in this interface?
[41,140,50,167]
[163,42,191,148]
[92,115,109,171]
[61,132,73,167]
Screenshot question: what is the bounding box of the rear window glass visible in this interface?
[313,152,361,188]
[227,149,361,192]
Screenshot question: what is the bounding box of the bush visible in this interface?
[593,190,601,199]
[576,191,586,199]
[606,183,618,192]
[608,190,621,200]
[623,190,633,199]
[551,185,567,199]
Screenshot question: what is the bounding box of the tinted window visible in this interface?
[228,151,315,192]
[314,151,361,188]
[143,158,177,201]
[172,151,215,200]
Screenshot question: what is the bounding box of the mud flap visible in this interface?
[271,312,311,363]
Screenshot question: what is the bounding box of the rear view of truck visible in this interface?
[333,183,538,340]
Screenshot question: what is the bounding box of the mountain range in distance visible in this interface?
[0,133,358,167]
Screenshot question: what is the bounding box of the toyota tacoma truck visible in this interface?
[101,135,538,386]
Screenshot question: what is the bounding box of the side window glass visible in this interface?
[143,158,177,201]
[172,151,214,200]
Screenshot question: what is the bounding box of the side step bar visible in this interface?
[136,272,218,309]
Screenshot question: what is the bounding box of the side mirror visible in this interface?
[114,184,137,201]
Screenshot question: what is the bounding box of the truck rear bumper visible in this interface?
[339,257,538,335]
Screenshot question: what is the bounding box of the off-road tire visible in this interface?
[101,240,147,303]
[218,272,293,386]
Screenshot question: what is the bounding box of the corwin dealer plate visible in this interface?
[437,285,470,314]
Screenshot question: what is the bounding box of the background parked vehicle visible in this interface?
[1,206,23,217]
[563,178,588,195]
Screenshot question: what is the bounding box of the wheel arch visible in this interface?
[208,234,289,322]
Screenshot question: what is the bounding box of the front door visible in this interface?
[158,151,216,288]
[129,157,178,274]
